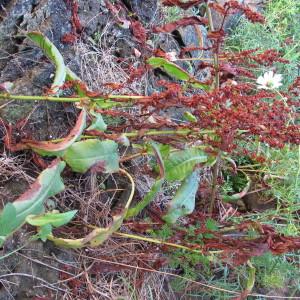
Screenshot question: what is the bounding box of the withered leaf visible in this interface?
[162,0,204,10]
[153,16,208,33]
[22,109,87,156]
[131,20,147,44]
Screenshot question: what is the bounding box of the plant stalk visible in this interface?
[207,2,221,214]
[206,2,220,89]
[209,152,221,215]
[0,93,146,103]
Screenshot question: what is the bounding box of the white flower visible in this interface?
[256,71,282,90]
[165,51,177,62]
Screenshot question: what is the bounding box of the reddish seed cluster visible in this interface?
[62,0,82,44]
[252,49,289,66]
[289,76,300,96]
[162,0,206,10]
[225,0,265,23]
[42,0,300,154]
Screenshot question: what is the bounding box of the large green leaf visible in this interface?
[0,160,65,246]
[164,148,208,181]
[147,57,209,90]
[24,109,87,157]
[163,170,200,224]
[0,204,18,247]
[27,32,66,94]
[63,139,119,173]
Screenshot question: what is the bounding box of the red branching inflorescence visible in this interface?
[225,0,265,24]
[131,20,147,44]
[153,16,208,33]
[162,0,206,10]
[62,0,82,44]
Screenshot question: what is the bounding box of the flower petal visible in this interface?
[257,76,265,84]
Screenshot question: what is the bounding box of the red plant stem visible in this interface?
[207,1,220,89]
[207,2,221,214]
[209,152,221,215]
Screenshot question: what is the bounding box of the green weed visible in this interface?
[225,0,300,88]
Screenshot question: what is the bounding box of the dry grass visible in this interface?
[74,22,147,95]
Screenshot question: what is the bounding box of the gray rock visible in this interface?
[0,0,34,70]
[123,0,158,23]
[20,0,71,49]
[177,25,212,82]
[77,0,106,36]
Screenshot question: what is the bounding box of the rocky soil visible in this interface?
[0,1,263,299]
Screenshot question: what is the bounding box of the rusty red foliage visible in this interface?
[162,0,205,9]
[153,16,208,33]
[62,0,82,44]
[131,20,147,44]
[61,32,77,44]
[252,49,289,66]
[289,76,300,96]
[225,0,265,23]
[208,2,226,15]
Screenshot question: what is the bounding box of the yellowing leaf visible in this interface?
[26,210,77,227]
[23,109,87,157]
[47,169,135,248]
[0,160,65,246]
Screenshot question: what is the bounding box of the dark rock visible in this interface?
[211,8,243,33]
[176,25,212,82]
[20,0,71,49]
[123,0,158,23]
[0,0,34,70]
[77,0,106,36]
[211,0,265,33]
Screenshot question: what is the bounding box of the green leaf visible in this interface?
[64,139,119,173]
[183,111,197,123]
[28,210,77,243]
[95,100,124,109]
[27,32,66,94]
[38,224,52,242]
[0,160,65,246]
[163,170,200,224]
[126,179,163,219]
[147,57,209,90]
[146,143,170,159]
[205,218,218,231]
[25,109,87,157]
[164,148,208,181]
[87,110,107,131]
[26,210,77,227]
[221,173,251,202]
[0,204,18,247]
